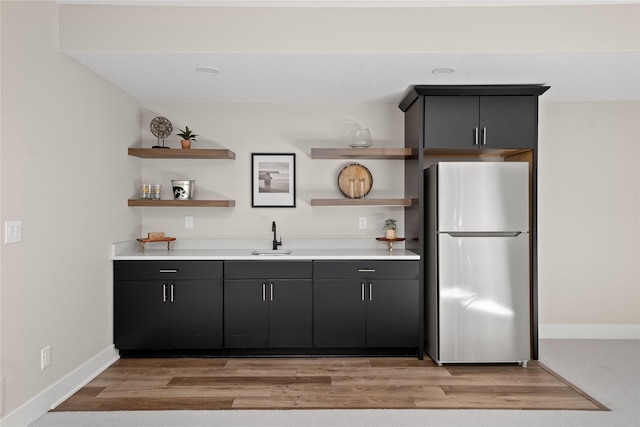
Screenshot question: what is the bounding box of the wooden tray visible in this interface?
[136,237,176,253]
[337,163,372,199]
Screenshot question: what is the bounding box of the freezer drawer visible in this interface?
[437,162,529,233]
[438,233,530,363]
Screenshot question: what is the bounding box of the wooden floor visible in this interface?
[53,357,607,412]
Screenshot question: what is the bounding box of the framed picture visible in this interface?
[251,153,296,207]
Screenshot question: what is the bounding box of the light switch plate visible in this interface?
[185,216,194,229]
[5,221,22,244]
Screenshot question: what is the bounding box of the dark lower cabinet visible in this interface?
[314,280,418,348]
[223,261,313,349]
[223,280,269,348]
[114,259,419,355]
[114,281,169,350]
[313,261,420,349]
[314,281,367,347]
[366,280,420,347]
[113,261,223,351]
[169,280,223,349]
[114,280,223,350]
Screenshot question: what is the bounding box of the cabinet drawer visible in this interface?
[224,261,312,279]
[114,261,223,281]
[313,261,418,280]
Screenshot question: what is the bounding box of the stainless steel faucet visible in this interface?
[272,221,282,250]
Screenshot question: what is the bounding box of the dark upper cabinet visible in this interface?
[424,95,538,149]
[479,96,538,149]
[223,261,313,349]
[114,261,223,351]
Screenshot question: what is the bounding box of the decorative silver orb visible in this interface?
[150,116,172,148]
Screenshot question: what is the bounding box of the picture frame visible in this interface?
[251,153,296,207]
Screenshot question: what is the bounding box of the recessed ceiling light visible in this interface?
[196,67,219,75]
[432,67,456,75]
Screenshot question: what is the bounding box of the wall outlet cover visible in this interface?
[4,221,22,244]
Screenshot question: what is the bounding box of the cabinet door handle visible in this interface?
[262,283,266,301]
[369,283,373,301]
[159,269,178,273]
[361,283,365,301]
[170,283,175,303]
[474,127,479,145]
[481,127,487,145]
[270,283,274,301]
[162,284,167,303]
[357,269,375,272]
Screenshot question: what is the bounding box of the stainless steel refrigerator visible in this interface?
[425,162,530,365]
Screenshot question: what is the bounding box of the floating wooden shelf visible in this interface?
[310,198,414,207]
[128,148,236,159]
[311,148,415,159]
[424,148,532,158]
[128,199,235,207]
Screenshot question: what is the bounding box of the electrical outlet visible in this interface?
[358,217,367,229]
[185,216,194,229]
[41,346,51,370]
[4,221,22,244]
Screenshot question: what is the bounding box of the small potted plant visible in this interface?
[177,126,198,149]
[384,218,397,239]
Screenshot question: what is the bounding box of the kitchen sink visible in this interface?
[251,250,292,256]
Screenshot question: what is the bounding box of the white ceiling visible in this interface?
[59,0,640,104]
[64,50,639,103]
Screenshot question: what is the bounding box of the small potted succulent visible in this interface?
[383,218,397,239]
[177,126,198,149]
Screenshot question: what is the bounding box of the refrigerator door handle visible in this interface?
[444,232,522,237]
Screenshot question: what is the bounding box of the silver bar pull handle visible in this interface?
[474,127,479,145]
[270,283,274,301]
[159,269,178,273]
[262,283,266,301]
[357,269,376,272]
[482,127,487,145]
[170,283,175,303]
[162,284,167,303]
[361,283,365,301]
[369,283,373,301]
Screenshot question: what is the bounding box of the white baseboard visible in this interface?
[539,323,640,339]
[0,345,119,427]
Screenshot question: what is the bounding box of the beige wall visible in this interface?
[538,101,640,330]
[0,0,638,423]
[138,103,406,239]
[0,0,140,419]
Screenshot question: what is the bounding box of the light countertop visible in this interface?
[111,238,419,261]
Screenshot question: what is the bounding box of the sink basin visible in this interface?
[251,250,292,256]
